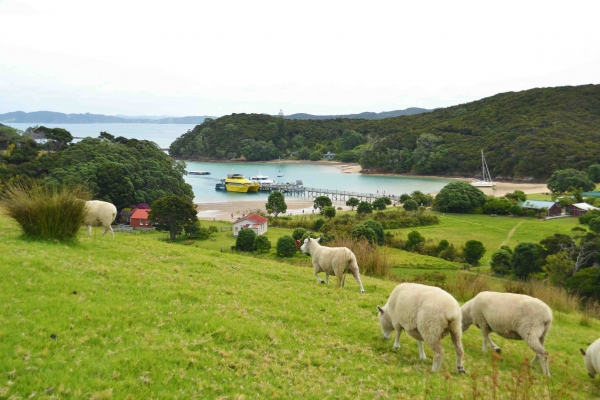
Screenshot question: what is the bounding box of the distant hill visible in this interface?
[0,111,213,124]
[285,107,431,120]
[170,84,600,180]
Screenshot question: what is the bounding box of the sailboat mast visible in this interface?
[481,150,485,180]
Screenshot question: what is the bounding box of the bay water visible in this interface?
[4,122,454,203]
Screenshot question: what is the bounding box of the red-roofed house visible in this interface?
[232,213,268,237]
[131,208,153,228]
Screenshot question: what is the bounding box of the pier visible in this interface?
[258,183,396,203]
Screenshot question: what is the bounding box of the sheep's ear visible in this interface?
[315,237,321,243]
[580,348,586,356]
[377,306,384,315]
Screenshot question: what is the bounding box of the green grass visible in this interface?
[1,214,600,399]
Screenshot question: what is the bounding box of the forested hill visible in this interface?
[169,84,600,180]
[285,107,431,120]
[0,111,212,124]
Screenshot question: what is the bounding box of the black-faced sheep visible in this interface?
[580,338,600,378]
[300,237,365,293]
[377,282,466,373]
[84,200,117,237]
[461,291,553,376]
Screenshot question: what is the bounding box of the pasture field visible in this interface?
[1,214,599,399]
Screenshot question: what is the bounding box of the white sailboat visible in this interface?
[471,150,496,187]
[277,170,284,177]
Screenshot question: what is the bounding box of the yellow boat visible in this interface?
[225,173,260,193]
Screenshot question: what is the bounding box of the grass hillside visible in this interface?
[1,214,599,399]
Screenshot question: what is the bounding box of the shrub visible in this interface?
[437,239,450,253]
[356,201,373,215]
[509,205,525,216]
[483,197,511,215]
[490,249,512,275]
[589,217,600,233]
[463,240,486,265]
[312,218,325,231]
[308,151,322,161]
[276,235,297,257]
[543,251,573,286]
[403,199,418,211]
[434,181,486,213]
[439,244,460,261]
[300,231,318,242]
[346,197,359,210]
[351,224,377,244]
[579,210,600,224]
[406,230,425,251]
[236,228,257,251]
[292,227,307,240]
[565,267,600,300]
[372,198,388,211]
[253,235,271,252]
[323,205,336,219]
[0,179,91,241]
[511,242,543,279]
[361,219,384,245]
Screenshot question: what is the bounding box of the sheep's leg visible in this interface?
[524,330,551,376]
[450,328,466,373]
[481,325,500,353]
[349,268,366,293]
[428,339,445,372]
[393,330,402,348]
[417,340,427,360]
[325,273,329,286]
[314,265,325,284]
[87,225,92,236]
[340,271,346,288]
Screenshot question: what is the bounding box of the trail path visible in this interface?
[500,221,524,248]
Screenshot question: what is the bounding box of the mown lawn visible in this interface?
[1,213,599,399]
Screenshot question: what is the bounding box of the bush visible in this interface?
[439,244,460,261]
[509,205,525,216]
[511,242,543,279]
[346,197,359,210]
[276,235,297,257]
[434,181,486,213]
[490,249,512,275]
[300,231,318,242]
[565,267,600,300]
[292,227,307,240]
[253,235,271,252]
[589,217,600,233]
[308,151,322,161]
[356,201,373,215]
[312,218,325,231]
[483,197,511,215]
[372,198,388,211]
[406,230,425,251]
[0,179,91,241]
[323,205,336,219]
[403,199,418,211]
[351,224,377,244]
[463,240,486,265]
[361,219,384,245]
[437,239,450,253]
[236,228,257,252]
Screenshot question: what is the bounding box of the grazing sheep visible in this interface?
[377,283,466,373]
[84,200,117,237]
[300,237,365,293]
[461,291,553,376]
[580,338,600,378]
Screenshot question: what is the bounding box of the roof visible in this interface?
[131,208,151,219]
[571,203,600,211]
[235,213,268,224]
[517,200,558,210]
[582,191,600,198]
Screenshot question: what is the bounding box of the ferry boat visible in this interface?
[225,173,260,193]
[250,171,275,185]
[189,171,211,175]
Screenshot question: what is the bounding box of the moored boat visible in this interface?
[225,173,260,193]
[189,171,211,175]
[471,150,496,187]
[250,171,275,185]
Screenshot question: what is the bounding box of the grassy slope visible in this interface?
[1,214,599,399]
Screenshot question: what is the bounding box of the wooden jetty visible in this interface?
[258,183,397,203]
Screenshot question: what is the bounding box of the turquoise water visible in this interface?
[184,161,453,203]
[5,123,196,149]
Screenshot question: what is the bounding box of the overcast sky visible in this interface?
[1,0,599,117]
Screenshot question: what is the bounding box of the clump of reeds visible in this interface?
[0,179,91,241]
[329,236,390,278]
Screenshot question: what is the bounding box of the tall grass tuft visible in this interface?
[0,179,91,241]
[449,271,489,302]
[329,236,390,278]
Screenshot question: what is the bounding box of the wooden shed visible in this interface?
[517,200,562,217]
[130,208,153,228]
[233,213,268,237]
[565,203,600,217]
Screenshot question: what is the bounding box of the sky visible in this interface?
[1,0,599,117]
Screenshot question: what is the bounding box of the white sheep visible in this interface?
[377,282,466,373]
[300,237,365,293]
[461,291,553,376]
[580,338,600,379]
[84,200,117,237]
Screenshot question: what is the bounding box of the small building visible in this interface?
[323,151,336,160]
[517,200,562,217]
[581,191,600,199]
[130,208,153,228]
[232,213,268,237]
[565,203,600,217]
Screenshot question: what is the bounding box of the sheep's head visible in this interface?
[300,237,320,254]
[377,305,393,339]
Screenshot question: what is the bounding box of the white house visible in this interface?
[232,213,268,237]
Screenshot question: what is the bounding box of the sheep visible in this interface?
[84,200,117,237]
[580,338,600,378]
[377,282,466,373]
[300,237,365,293]
[461,291,553,376]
